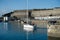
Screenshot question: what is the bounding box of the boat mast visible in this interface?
[27,0,28,24]
[27,0,28,40]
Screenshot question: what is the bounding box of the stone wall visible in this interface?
[47,25,60,37]
[11,8,60,18]
[11,10,27,18]
[31,9,60,17]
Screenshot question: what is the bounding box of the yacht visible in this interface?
[23,0,34,31]
[24,24,34,31]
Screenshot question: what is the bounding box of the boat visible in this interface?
[23,0,34,31]
[24,24,34,31]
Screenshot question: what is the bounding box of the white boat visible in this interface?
[23,0,34,31]
[23,24,34,31]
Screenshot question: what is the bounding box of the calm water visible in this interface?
[0,22,47,40]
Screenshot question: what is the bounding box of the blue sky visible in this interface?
[0,0,60,16]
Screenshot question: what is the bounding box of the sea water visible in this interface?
[0,22,47,40]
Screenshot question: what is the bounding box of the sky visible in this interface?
[0,0,60,16]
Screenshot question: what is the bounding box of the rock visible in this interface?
[47,24,60,37]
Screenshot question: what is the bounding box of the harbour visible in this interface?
[0,0,60,40]
[0,22,47,40]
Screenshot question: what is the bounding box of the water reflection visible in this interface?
[0,22,8,32]
[17,21,20,28]
[4,22,8,31]
[24,28,34,40]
